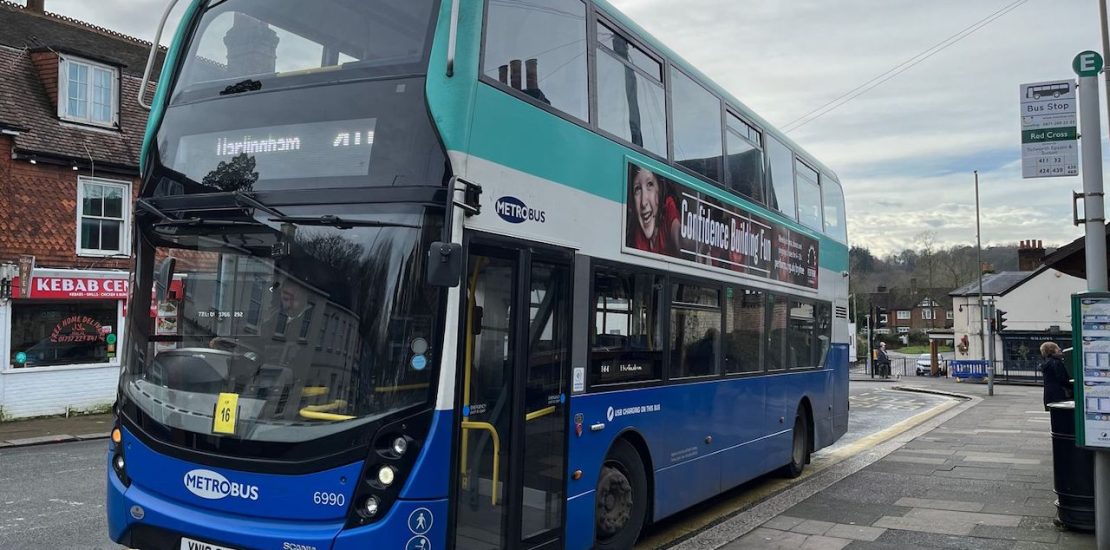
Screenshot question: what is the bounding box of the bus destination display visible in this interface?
[175,118,377,184]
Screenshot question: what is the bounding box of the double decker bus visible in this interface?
[107,1,850,549]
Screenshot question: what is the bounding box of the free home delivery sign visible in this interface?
[11,276,129,299]
[623,162,819,289]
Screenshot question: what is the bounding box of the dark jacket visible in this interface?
[1041,355,1071,408]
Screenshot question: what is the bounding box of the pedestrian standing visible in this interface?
[1039,342,1071,410]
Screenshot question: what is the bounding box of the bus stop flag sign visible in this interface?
[1020,79,1078,178]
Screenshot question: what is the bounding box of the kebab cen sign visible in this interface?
[11,276,129,299]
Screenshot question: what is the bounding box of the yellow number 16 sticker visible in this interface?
[213,393,239,435]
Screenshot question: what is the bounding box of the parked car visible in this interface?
[915,353,947,376]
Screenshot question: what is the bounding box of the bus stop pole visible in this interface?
[987,298,995,396]
[866,314,873,379]
[1077,57,1109,549]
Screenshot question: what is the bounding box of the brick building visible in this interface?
[0,0,162,418]
[868,286,953,337]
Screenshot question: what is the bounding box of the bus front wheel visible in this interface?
[595,439,647,549]
[782,409,810,478]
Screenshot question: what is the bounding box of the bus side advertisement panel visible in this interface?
[624,162,819,289]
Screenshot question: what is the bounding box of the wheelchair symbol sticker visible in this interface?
[406,535,431,550]
[408,507,433,534]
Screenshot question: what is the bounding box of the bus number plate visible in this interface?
[180,536,238,550]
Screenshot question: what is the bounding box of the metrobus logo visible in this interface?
[183,469,260,501]
[495,196,546,224]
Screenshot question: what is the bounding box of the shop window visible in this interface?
[10,301,117,368]
[670,282,721,378]
[77,177,130,256]
[590,269,665,386]
[724,288,764,374]
[483,0,589,121]
[59,57,118,127]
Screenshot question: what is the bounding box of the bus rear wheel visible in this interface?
[595,439,647,549]
[781,409,810,478]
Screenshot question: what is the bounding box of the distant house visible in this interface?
[949,266,1083,376]
[867,287,953,337]
[0,0,163,419]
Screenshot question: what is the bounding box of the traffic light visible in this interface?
[875,307,887,328]
[996,309,1008,332]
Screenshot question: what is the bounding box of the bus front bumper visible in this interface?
[107,452,447,550]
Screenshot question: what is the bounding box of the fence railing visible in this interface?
[850,358,1044,385]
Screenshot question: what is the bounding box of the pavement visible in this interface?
[0,413,112,448]
[676,375,1097,549]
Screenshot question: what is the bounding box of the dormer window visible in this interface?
[58,56,118,128]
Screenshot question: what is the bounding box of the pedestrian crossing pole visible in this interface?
[1074,48,1109,550]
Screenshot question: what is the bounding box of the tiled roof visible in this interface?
[0,45,154,170]
[0,1,165,78]
[949,270,1040,297]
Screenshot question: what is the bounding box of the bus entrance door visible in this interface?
[454,242,571,550]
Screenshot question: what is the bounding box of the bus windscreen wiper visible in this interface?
[267,214,420,230]
[220,79,262,95]
[231,193,420,229]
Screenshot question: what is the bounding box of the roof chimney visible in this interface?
[1018,239,1045,271]
[26,0,44,13]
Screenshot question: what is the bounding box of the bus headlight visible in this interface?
[377,465,396,487]
[114,454,126,471]
[363,496,380,517]
[391,436,408,456]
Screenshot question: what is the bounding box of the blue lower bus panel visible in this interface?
[107,428,446,549]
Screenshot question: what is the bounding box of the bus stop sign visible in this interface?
[1074,51,1103,77]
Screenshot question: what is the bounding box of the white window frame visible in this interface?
[896,310,911,320]
[946,310,954,320]
[897,326,910,334]
[879,314,888,325]
[76,176,131,257]
[58,56,119,128]
[921,309,934,320]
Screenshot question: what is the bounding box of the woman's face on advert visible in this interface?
[633,170,660,239]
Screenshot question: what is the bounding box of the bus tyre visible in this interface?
[782,410,809,478]
[595,439,647,549]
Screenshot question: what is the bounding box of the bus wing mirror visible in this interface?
[427,242,463,287]
[156,258,177,302]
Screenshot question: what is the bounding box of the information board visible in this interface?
[1020,80,1078,178]
[1074,292,1110,448]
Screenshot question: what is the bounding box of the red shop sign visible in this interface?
[11,276,129,300]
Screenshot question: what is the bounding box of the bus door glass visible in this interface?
[455,245,570,549]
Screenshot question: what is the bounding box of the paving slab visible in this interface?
[674,377,1095,550]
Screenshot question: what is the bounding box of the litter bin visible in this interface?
[1047,401,1095,531]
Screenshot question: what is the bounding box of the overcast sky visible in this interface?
[40,0,1107,255]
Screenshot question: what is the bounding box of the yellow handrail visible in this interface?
[460,421,500,506]
[525,405,556,422]
[460,260,483,487]
[298,409,355,421]
[298,400,354,421]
